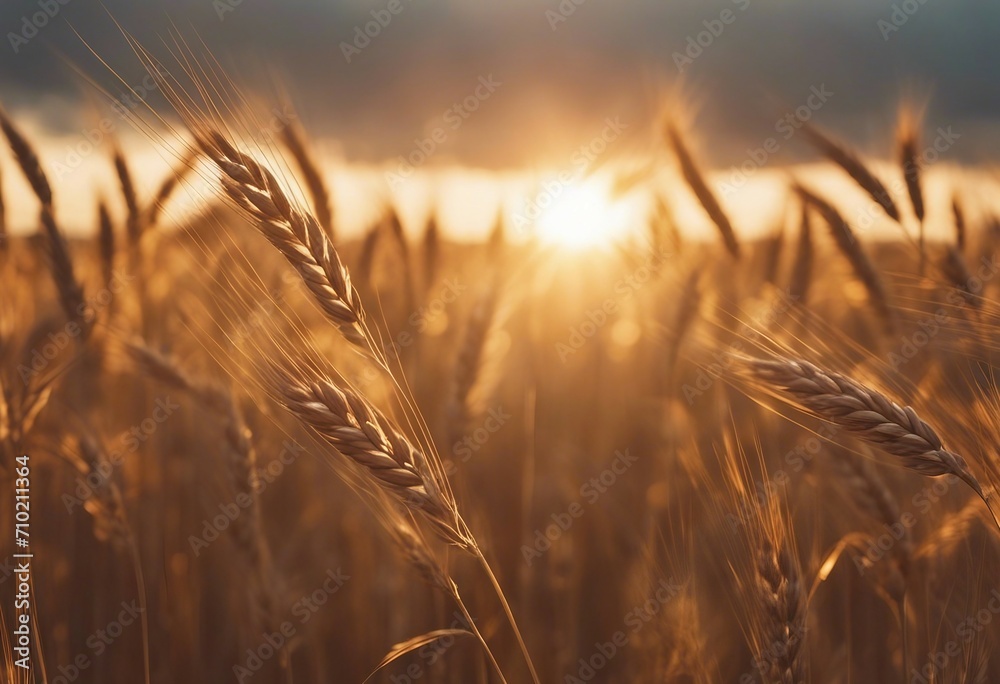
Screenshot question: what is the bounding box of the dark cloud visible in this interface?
[1,0,999,167]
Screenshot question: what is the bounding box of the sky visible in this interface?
[0,0,997,237]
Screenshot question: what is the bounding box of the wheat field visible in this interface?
[3,19,1000,684]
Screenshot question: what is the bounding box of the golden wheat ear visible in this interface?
[197,130,370,349]
[800,120,901,223]
[0,108,89,337]
[665,122,741,260]
[794,184,894,333]
[739,354,986,499]
[897,104,925,273]
[280,118,335,241]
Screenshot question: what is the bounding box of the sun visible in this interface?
[536,180,636,249]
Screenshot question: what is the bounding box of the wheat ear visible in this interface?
[897,107,925,273]
[422,213,440,295]
[281,120,334,240]
[385,206,417,313]
[952,195,966,252]
[196,130,368,349]
[146,148,197,227]
[800,121,901,222]
[0,159,6,255]
[112,145,142,246]
[754,537,806,684]
[762,219,785,286]
[0,109,89,336]
[788,201,813,305]
[795,185,893,332]
[742,355,985,501]
[665,123,740,259]
[98,200,115,289]
[277,370,473,549]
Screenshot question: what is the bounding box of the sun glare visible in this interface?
[536,181,636,249]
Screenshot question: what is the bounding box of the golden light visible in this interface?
[536,180,636,249]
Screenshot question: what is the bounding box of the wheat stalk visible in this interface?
[384,205,417,315]
[184,125,537,683]
[125,340,280,637]
[63,434,152,684]
[0,107,51,207]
